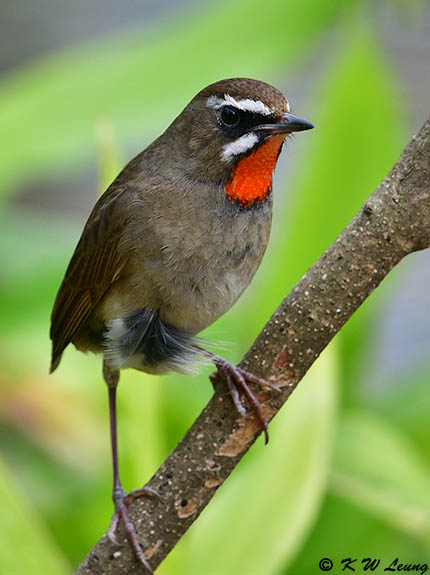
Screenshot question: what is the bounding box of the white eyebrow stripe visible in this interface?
[221,132,259,162]
[207,94,273,116]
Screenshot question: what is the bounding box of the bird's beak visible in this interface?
[257,112,314,135]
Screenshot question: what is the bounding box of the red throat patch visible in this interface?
[225,134,286,207]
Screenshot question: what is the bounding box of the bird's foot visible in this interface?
[107,485,160,573]
[211,356,280,444]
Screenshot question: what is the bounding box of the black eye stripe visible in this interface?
[218,106,277,135]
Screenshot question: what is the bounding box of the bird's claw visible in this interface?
[213,357,279,444]
[108,486,160,573]
[107,510,120,544]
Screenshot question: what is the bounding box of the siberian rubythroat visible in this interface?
[50,77,313,570]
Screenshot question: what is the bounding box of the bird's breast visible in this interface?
[153,195,273,334]
[96,183,272,338]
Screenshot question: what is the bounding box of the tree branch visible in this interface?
[76,119,430,575]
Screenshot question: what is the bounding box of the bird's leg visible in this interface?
[205,353,281,444]
[103,361,158,573]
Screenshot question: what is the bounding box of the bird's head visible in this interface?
[168,77,313,207]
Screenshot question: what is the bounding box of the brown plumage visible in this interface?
[49,78,313,571]
[50,187,127,371]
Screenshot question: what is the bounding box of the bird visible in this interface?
[49,77,313,570]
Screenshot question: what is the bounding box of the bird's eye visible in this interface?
[220,106,240,127]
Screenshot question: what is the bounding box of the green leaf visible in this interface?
[331,409,430,542]
[0,456,71,575]
[117,370,166,488]
[287,492,428,574]
[363,367,430,456]
[0,209,78,336]
[0,0,357,203]
[163,345,338,575]
[95,118,123,194]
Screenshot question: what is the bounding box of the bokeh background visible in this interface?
[0,1,429,573]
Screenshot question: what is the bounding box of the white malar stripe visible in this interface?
[221,132,259,162]
[207,94,273,116]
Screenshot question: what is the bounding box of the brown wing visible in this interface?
[50,187,128,372]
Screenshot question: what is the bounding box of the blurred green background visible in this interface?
[0,1,429,573]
